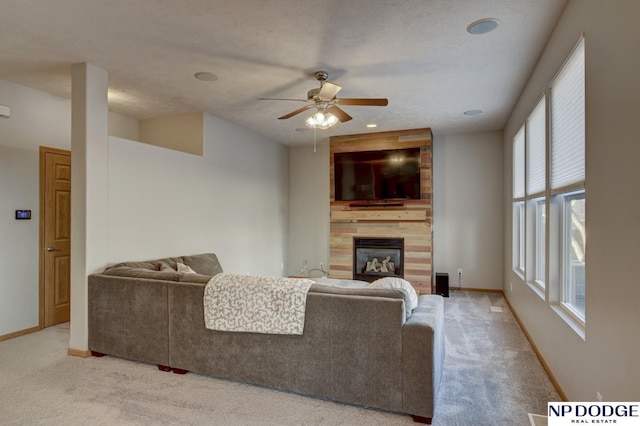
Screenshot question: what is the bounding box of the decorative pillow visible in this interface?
[158,262,176,272]
[176,262,197,274]
[369,277,419,312]
[181,253,223,275]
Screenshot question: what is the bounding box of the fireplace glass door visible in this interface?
[353,237,404,282]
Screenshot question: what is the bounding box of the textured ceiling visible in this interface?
[0,0,567,146]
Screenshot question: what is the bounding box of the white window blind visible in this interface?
[513,126,525,198]
[527,96,546,195]
[551,38,585,190]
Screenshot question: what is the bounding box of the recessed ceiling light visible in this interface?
[464,109,483,116]
[366,123,378,128]
[467,18,499,35]
[194,72,218,82]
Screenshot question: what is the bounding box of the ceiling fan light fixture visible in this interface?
[265,71,387,126]
[305,116,317,128]
[306,110,338,129]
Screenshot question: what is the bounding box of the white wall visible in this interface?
[0,80,72,335]
[107,113,289,276]
[0,79,138,336]
[0,146,41,335]
[503,0,640,401]
[0,78,287,338]
[287,142,330,276]
[433,131,503,289]
[108,111,139,141]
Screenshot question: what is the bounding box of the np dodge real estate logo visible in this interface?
[548,402,640,425]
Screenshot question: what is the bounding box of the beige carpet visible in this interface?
[0,291,558,425]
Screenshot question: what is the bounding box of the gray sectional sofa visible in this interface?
[88,253,444,424]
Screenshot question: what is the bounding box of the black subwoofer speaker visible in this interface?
[435,273,449,297]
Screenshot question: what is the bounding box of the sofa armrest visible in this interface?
[88,274,126,357]
[402,295,445,419]
[88,274,170,366]
[167,281,208,369]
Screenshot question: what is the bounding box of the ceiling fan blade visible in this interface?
[319,81,342,100]
[278,105,313,120]
[327,105,352,123]
[259,97,308,102]
[336,98,389,106]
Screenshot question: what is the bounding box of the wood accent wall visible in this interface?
[329,128,433,294]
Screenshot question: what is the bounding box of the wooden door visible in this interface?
[40,147,71,327]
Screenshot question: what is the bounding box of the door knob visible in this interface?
[46,247,57,252]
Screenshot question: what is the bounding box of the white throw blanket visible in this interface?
[203,273,314,335]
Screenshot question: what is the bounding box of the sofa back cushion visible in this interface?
[106,261,159,271]
[309,283,412,318]
[178,273,214,283]
[155,257,185,271]
[104,253,223,279]
[102,267,181,281]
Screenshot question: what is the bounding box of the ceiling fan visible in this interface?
[259,71,388,129]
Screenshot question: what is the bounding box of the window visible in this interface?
[513,201,525,273]
[512,126,525,275]
[510,37,586,332]
[513,126,525,200]
[562,192,586,319]
[527,97,546,196]
[512,96,547,287]
[527,97,547,289]
[534,198,546,284]
[551,40,585,191]
[550,38,586,324]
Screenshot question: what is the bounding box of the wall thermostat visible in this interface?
[15,210,31,220]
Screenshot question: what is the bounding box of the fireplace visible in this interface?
[353,237,404,282]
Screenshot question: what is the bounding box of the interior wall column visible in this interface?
[69,63,109,354]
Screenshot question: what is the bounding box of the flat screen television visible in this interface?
[334,148,421,201]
